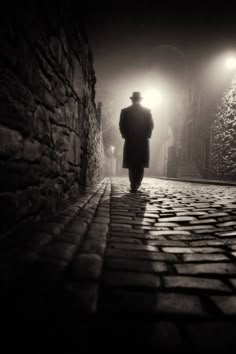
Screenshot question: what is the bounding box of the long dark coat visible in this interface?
[119,104,154,168]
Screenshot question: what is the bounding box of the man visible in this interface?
[119,91,154,192]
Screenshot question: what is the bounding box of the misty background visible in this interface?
[82,2,236,178]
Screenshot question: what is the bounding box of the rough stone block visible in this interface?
[105,248,177,262]
[90,223,109,233]
[164,276,231,292]
[66,221,88,235]
[183,253,229,262]
[162,247,223,254]
[155,293,207,316]
[176,262,236,275]
[93,216,110,224]
[108,243,158,252]
[66,132,81,165]
[23,139,41,161]
[104,271,161,288]
[158,216,197,222]
[101,289,159,312]
[71,253,103,280]
[40,241,76,261]
[211,296,236,315]
[0,125,23,158]
[105,258,168,273]
[80,239,106,254]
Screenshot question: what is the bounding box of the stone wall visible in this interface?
[0,5,104,235]
[210,78,236,179]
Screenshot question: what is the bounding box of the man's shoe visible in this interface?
[130,185,138,193]
[130,188,136,193]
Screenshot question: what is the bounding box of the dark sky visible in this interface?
[82,1,236,110]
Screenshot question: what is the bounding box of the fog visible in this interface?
[83,2,236,178]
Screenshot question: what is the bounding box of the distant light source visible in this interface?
[110,145,115,155]
[225,57,236,71]
[142,89,163,109]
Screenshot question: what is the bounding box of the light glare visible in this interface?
[225,57,236,70]
[142,89,163,109]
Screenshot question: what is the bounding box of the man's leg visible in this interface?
[129,165,144,191]
[128,167,135,191]
[129,166,139,192]
[136,166,144,189]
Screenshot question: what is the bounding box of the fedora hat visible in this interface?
[130,91,142,100]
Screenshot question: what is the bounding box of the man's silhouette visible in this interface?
[119,92,154,192]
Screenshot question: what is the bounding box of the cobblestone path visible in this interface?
[1,177,236,352]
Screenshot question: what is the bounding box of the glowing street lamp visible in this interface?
[142,89,163,109]
[110,145,115,155]
[225,57,236,71]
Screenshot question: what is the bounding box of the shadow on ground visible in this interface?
[1,178,236,353]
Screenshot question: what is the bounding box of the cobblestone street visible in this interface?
[1,177,236,352]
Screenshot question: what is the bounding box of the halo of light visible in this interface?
[225,57,236,70]
[142,89,163,109]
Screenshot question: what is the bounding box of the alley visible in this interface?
[2,4,236,352]
[1,177,236,352]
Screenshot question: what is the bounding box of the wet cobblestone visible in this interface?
[1,177,236,351]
